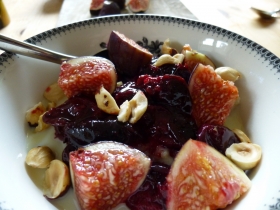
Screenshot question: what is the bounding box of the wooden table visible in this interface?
[1,0,280,57]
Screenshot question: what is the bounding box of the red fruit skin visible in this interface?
[167,139,251,210]
[69,141,151,210]
[58,56,117,98]
[90,0,104,15]
[107,30,153,77]
[188,63,239,127]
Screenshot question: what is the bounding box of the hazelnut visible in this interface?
[95,86,120,115]
[117,91,148,124]
[117,100,132,123]
[161,38,178,55]
[47,102,56,110]
[25,102,46,126]
[154,53,184,67]
[116,81,123,87]
[25,146,55,168]
[215,67,241,82]
[44,159,70,199]
[129,91,148,124]
[35,113,50,132]
[233,129,251,143]
[182,44,192,51]
[43,82,65,103]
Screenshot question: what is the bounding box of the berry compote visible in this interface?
[43,60,197,209]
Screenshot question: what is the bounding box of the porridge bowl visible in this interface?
[0,15,279,210]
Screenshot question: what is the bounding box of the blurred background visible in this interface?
[1,0,280,57]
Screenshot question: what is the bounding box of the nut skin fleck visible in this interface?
[25,102,46,126]
[95,86,120,114]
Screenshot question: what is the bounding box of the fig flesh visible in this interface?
[90,0,104,15]
[58,56,117,97]
[44,160,70,199]
[126,0,150,13]
[167,139,251,209]
[70,141,151,210]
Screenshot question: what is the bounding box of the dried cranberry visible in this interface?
[139,63,191,82]
[136,74,192,115]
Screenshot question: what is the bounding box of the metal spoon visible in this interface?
[0,33,107,64]
[251,7,280,19]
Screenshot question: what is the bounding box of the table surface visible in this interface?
[1,0,280,57]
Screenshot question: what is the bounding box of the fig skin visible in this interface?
[99,1,121,16]
[111,0,125,9]
[90,0,104,16]
[69,141,151,210]
[197,124,240,155]
[107,31,153,77]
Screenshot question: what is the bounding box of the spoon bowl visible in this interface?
[251,7,280,19]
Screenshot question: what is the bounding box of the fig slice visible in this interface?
[58,56,117,97]
[225,142,262,170]
[107,30,153,77]
[167,139,251,209]
[69,141,151,210]
[126,0,150,13]
[188,63,239,126]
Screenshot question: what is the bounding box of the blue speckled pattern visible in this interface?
[0,15,279,75]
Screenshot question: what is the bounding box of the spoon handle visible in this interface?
[0,34,76,64]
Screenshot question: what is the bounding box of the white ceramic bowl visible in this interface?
[0,14,279,210]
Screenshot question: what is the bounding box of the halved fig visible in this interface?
[167,139,251,209]
[90,0,104,15]
[188,63,239,126]
[126,0,150,13]
[107,30,153,77]
[69,141,151,210]
[58,56,117,97]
